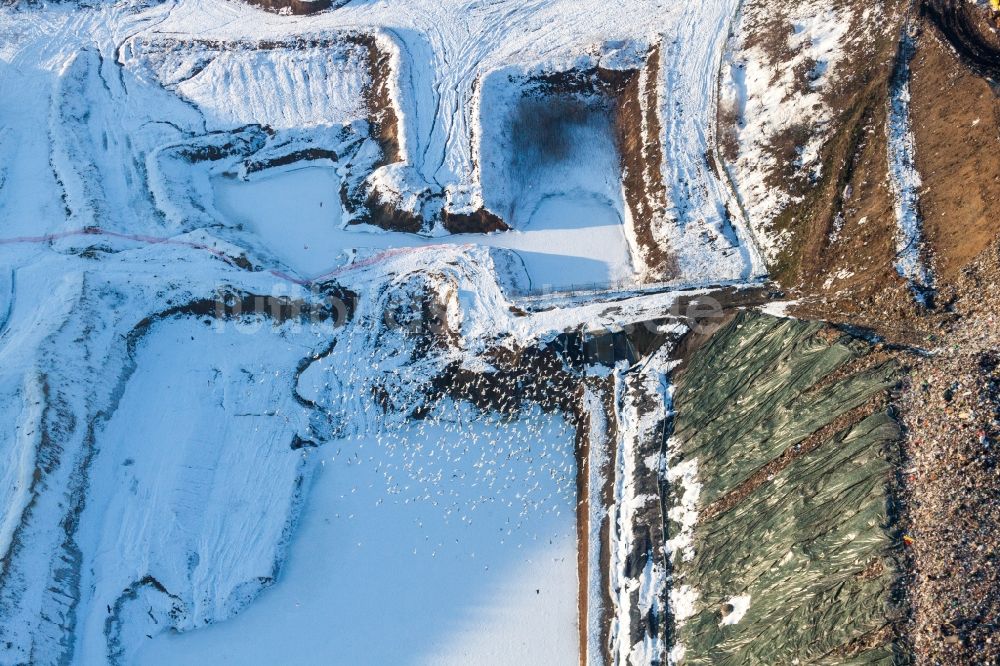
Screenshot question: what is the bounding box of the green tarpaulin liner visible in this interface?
[668,311,908,665]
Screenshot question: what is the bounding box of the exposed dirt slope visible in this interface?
[922,0,1000,82]
[239,0,337,16]
[761,0,1000,345]
[910,12,1000,282]
[721,0,921,328]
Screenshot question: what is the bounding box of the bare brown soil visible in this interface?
[922,0,1000,82]
[776,9,1000,345]
[718,1,922,328]
[238,0,337,16]
[909,20,1000,282]
[441,207,509,234]
[744,2,1000,345]
[614,46,680,281]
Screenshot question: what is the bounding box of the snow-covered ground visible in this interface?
[0,0,773,662]
[157,40,370,130]
[608,346,677,666]
[214,165,633,290]
[127,0,761,283]
[71,316,317,665]
[137,405,578,666]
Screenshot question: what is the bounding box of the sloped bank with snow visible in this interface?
[886,15,935,304]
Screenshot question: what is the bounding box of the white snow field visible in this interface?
[71,316,318,665]
[167,41,370,130]
[0,0,771,663]
[214,165,632,289]
[138,405,579,666]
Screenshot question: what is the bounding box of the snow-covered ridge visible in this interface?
[607,345,681,665]
[123,35,372,130]
[886,15,935,304]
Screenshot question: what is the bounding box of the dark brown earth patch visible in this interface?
[614,46,680,280]
[239,0,340,16]
[361,189,424,233]
[441,207,509,233]
[909,18,1000,281]
[922,0,1000,82]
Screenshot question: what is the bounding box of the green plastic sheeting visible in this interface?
[668,311,907,665]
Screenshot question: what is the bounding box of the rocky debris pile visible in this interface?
[899,238,1000,663]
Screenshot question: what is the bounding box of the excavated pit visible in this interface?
[137,35,685,282]
[479,57,678,282]
[129,33,414,232]
[480,73,630,251]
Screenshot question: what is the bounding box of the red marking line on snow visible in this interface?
[0,226,471,286]
[0,226,235,262]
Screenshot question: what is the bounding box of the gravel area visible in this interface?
[899,238,1000,663]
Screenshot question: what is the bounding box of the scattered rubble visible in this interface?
[898,237,1000,664]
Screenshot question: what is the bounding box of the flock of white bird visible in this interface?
[280,303,583,559]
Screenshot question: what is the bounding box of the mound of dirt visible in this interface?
[910,14,1000,281]
[239,0,344,15]
[441,207,509,234]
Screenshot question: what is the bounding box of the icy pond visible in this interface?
[138,404,580,665]
[213,166,633,292]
